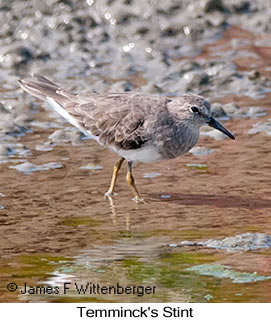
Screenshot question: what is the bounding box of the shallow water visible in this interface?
[1,26,271,303]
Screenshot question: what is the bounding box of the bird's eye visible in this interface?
[190,106,199,113]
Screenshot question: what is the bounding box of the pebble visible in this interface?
[161,194,171,199]
[80,163,103,170]
[211,103,229,120]
[0,144,9,157]
[35,142,55,152]
[249,119,271,135]
[143,172,161,178]
[48,129,82,145]
[10,161,63,174]
[31,120,62,129]
[190,146,214,156]
[201,128,228,140]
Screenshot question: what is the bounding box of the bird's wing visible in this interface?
[65,93,169,150]
[18,75,169,149]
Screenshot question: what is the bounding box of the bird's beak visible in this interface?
[207,117,235,140]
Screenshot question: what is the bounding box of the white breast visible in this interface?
[110,145,162,163]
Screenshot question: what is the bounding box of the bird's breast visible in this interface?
[155,123,200,160]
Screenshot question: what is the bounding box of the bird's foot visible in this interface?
[132,196,145,204]
[104,191,118,199]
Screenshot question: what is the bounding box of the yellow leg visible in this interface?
[126,161,143,202]
[105,157,125,196]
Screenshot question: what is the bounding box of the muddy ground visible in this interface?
[1,0,271,302]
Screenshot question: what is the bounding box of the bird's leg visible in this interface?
[105,157,125,196]
[126,161,143,203]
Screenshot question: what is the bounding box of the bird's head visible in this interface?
[168,95,235,140]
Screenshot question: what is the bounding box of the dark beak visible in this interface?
[207,117,235,140]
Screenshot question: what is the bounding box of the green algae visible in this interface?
[122,258,157,283]
[120,251,221,290]
[15,254,72,278]
[61,216,104,227]
[160,252,219,266]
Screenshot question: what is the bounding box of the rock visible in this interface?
[248,119,271,135]
[201,128,228,140]
[183,71,210,89]
[0,114,16,134]
[15,46,34,66]
[143,172,161,178]
[245,107,266,118]
[223,103,241,116]
[35,142,55,152]
[187,264,271,283]
[190,146,214,156]
[248,70,261,80]
[179,233,271,251]
[169,243,178,248]
[0,102,10,114]
[80,163,103,170]
[109,80,134,92]
[0,144,9,157]
[205,12,226,27]
[48,128,82,145]
[160,194,171,199]
[201,0,227,13]
[10,161,63,174]
[31,120,62,129]
[213,103,266,120]
[211,103,229,119]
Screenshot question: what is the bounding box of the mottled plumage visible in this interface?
[18,74,234,201]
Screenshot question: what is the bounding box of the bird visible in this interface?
[18,74,235,202]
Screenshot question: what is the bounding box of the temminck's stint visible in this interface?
[18,74,235,202]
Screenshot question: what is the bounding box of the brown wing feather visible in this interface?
[65,93,169,150]
[18,74,169,150]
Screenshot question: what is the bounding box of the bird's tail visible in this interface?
[18,74,90,136]
[18,74,68,105]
